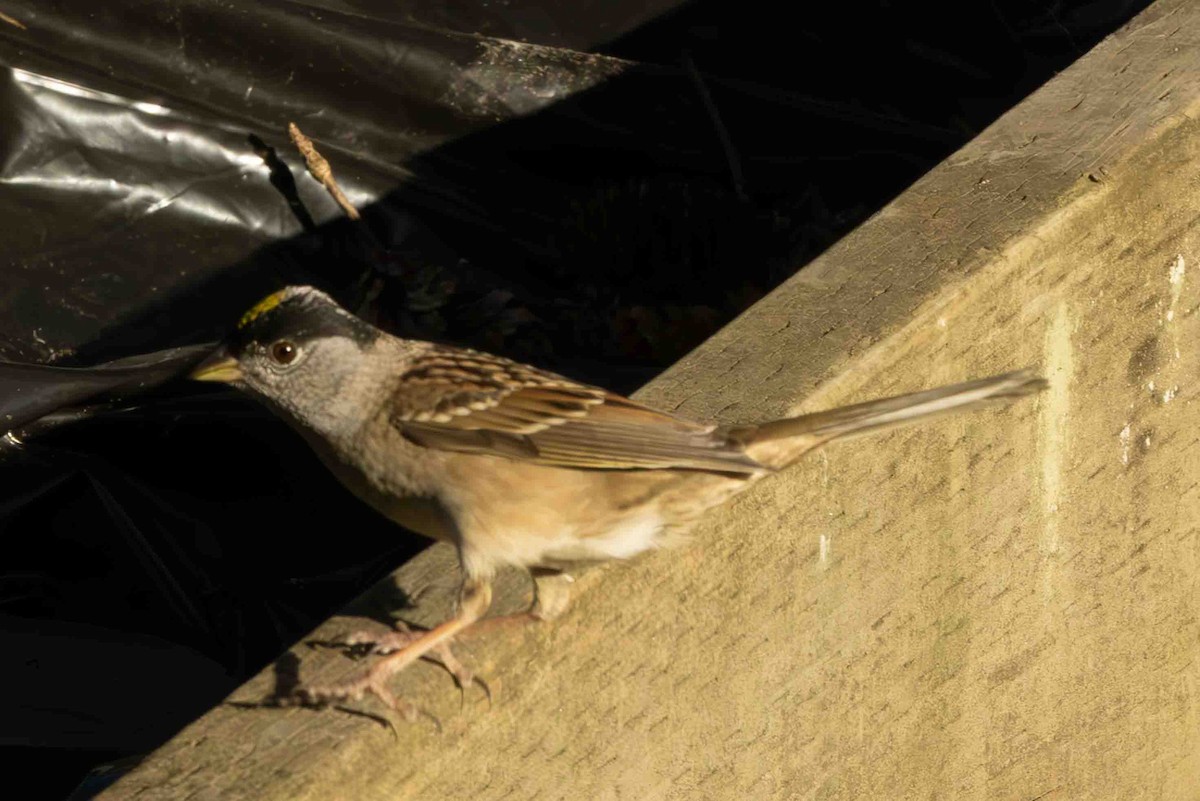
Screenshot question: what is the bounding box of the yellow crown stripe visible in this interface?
[238,289,290,329]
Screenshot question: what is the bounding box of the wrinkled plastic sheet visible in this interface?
[0,345,212,434]
[0,0,676,365]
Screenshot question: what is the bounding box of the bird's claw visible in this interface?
[287,620,486,725]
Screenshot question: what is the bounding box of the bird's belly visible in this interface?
[534,508,666,566]
[444,508,667,571]
[438,455,678,571]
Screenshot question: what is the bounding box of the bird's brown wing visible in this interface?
[389,346,765,475]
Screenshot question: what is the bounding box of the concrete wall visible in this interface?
[104,1,1200,798]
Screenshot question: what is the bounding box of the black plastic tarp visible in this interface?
[0,0,681,365]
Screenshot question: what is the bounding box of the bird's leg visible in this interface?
[294,576,493,718]
[458,568,575,636]
[455,569,575,642]
[335,621,476,692]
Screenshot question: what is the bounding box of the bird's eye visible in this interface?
[270,340,298,365]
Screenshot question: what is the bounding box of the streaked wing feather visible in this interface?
[391,347,764,474]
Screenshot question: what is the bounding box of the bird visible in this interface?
[190,285,1046,716]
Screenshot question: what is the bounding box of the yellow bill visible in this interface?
[190,348,242,383]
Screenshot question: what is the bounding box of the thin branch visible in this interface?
[288,122,361,220]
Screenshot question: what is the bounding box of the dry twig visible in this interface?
[288,122,360,220]
[0,11,26,29]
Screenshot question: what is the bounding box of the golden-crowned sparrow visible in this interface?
[191,285,1045,714]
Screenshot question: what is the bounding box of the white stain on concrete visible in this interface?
[1166,255,1185,357]
[1040,303,1073,554]
[1170,253,1186,289]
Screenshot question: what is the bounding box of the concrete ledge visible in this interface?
[103,1,1200,798]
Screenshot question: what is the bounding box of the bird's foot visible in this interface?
[288,666,428,724]
[336,621,482,695]
[290,621,489,720]
[337,621,422,656]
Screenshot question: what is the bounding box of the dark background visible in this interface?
[0,0,1152,797]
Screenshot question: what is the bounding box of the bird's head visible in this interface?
[191,286,384,430]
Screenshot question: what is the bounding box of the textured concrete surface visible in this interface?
[103,1,1200,798]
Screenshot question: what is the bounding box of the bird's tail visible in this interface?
[743,368,1047,447]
